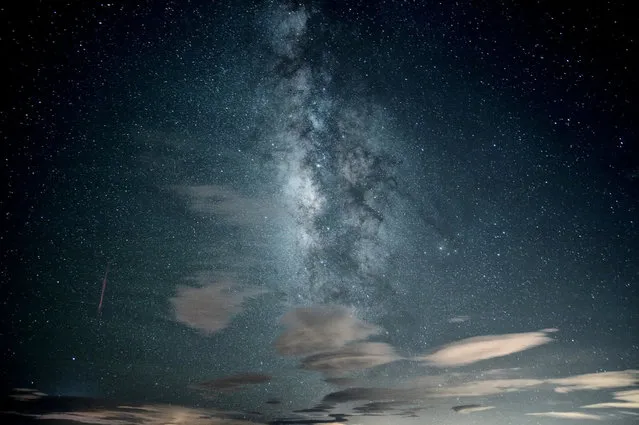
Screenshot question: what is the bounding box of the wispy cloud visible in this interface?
[424,370,639,399]
[583,389,639,409]
[192,373,271,393]
[17,404,258,425]
[8,388,47,401]
[171,184,283,226]
[433,378,544,397]
[323,387,418,404]
[300,342,401,374]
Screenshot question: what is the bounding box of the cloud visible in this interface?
[5,403,256,425]
[582,389,639,409]
[452,404,495,414]
[8,388,47,401]
[526,411,603,420]
[171,185,282,226]
[353,401,412,414]
[170,282,264,334]
[275,305,380,356]
[325,377,357,387]
[448,315,470,324]
[323,387,418,404]
[322,376,542,404]
[192,373,271,392]
[433,378,544,397]
[549,370,639,393]
[293,404,334,414]
[300,342,401,374]
[416,329,557,367]
[412,369,639,399]
[28,412,130,425]
[434,370,639,399]
[321,368,639,409]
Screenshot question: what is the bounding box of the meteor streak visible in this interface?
[97,264,109,316]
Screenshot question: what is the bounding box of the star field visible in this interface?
[1,1,638,424]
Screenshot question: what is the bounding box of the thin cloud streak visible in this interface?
[526,411,603,420]
[192,373,272,392]
[582,389,639,409]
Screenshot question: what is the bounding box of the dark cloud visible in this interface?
[300,342,400,374]
[193,373,272,392]
[452,404,480,412]
[324,377,356,387]
[8,388,47,401]
[268,420,345,425]
[322,387,418,404]
[275,305,380,356]
[292,404,333,414]
[265,2,309,60]
[353,401,407,414]
[451,404,495,414]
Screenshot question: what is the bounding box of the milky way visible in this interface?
[256,3,418,308]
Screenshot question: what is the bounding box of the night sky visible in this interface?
[2,1,638,424]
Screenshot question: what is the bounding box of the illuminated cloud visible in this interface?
[526,411,603,420]
[417,329,557,367]
[170,283,264,334]
[583,389,639,409]
[549,370,639,393]
[300,342,401,373]
[6,404,256,425]
[410,369,639,400]
[275,305,380,356]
